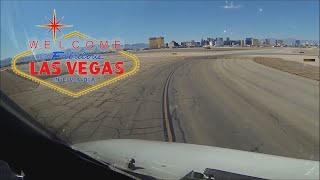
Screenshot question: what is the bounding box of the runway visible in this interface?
[1,47,318,160]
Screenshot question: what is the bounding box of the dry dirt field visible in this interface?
[252,57,319,81]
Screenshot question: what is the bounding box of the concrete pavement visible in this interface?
[169,56,319,160]
[1,47,319,160]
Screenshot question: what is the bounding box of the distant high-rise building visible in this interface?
[149,36,164,49]
[240,40,245,46]
[201,39,206,46]
[212,39,216,45]
[245,38,253,46]
[265,39,270,45]
[275,40,284,46]
[252,39,259,46]
[295,40,300,46]
[225,37,231,46]
[206,38,214,46]
[215,38,224,47]
[207,38,213,42]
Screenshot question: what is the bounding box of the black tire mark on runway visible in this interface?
[162,58,195,142]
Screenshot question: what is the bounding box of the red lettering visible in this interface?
[100,41,108,49]
[29,61,38,75]
[30,60,125,76]
[51,61,61,75]
[72,41,79,49]
[78,61,87,75]
[86,41,94,49]
[39,62,51,75]
[89,61,100,75]
[28,41,39,49]
[66,62,77,74]
[102,62,113,75]
[58,41,64,49]
[114,40,120,49]
[44,40,50,49]
[115,61,124,74]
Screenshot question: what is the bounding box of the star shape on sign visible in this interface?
[37,9,73,43]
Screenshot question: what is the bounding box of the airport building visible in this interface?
[149,36,165,49]
[230,40,240,46]
[168,41,180,48]
[184,40,201,47]
[295,40,300,47]
[186,41,195,47]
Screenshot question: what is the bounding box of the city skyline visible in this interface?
[1,0,319,59]
[152,36,317,49]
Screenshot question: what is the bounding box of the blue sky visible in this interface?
[1,0,319,59]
